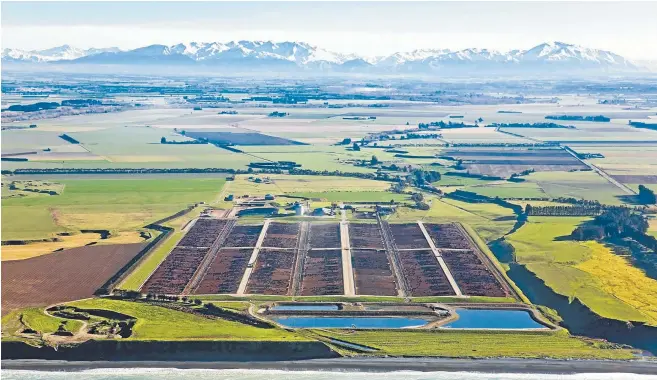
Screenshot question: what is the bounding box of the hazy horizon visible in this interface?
[2,1,657,60]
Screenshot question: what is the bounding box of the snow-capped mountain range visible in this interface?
[1,41,643,74]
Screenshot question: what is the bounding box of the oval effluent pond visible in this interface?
[271,316,431,329]
[270,304,339,311]
[442,309,547,329]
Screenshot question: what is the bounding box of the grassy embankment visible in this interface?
[315,329,635,359]
[506,216,657,325]
[62,299,307,341]
[2,300,634,359]
[2,307,84,336]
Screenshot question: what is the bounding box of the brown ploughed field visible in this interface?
[1,243,144,315]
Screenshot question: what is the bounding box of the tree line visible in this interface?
[525,204,603,217]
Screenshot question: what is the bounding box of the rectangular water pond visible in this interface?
[271,316,432,329]
[270,304,340,311]
[442,308,547,329]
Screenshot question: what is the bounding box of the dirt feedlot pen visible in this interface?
[137,218,512,299]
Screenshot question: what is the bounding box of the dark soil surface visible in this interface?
[1,243,144,315]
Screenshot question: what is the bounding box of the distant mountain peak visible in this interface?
[1,40,641,75]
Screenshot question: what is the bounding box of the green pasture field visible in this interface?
[506,216,657,325]
[290,191,409,203]
[205,302,251,313]
[239,145,401,173]
[521,171,627,205]
[463,181,547,199]
[224,175,391,198]
[1,308,84,336]
[71,126,258,169]
[434,174,498,187]
[3,126,259,170]
[1,178,224,241]
[1,129,70,152]
[628,183,657,192]
[315,329,635,359]
[65,298,307,341]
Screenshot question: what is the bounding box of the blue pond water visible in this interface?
[270,304,339,311]
[443,309,546,329]
[271,316,430,329]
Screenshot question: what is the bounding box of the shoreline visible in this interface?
[4,357,657,375]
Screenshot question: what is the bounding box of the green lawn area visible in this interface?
[523,171,627,205]
[316,329,634,359]
[290,191,409,203]
[66,298,307,341]
[2,308,83,335]
[2,178,224,240]
[463,181,547,199]
[225,175,391,198]
[434,174,498,187]
[506,216,657,325]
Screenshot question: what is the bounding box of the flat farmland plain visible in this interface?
[523,171,628,205]
[1,178,225,241]
[1,243,144,315]
[499,125,657,143]
[460,170,629,204]
[441,147,586,178]
[573,145,657,183]
[224,174,392,198]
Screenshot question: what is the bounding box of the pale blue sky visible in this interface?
[3,1,657,59]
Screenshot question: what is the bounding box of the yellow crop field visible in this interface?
[577,242,657,325]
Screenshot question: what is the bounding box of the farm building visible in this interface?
[312,207,334,216]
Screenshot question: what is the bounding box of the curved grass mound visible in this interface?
[66,298,307,341]
[1,243,144,315]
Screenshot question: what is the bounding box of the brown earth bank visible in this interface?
[2,357,657,375]
[1,243,144,315]
[1,341,338,361]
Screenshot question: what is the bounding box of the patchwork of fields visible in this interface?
[3,88,657,359]
[441,147,586,178]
